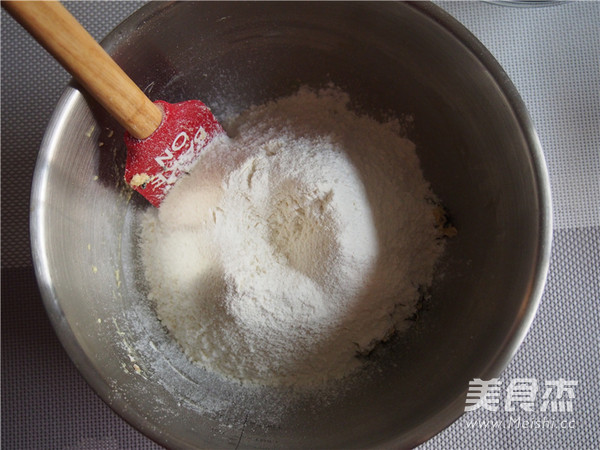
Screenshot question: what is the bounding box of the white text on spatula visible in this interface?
[150,127,208,188]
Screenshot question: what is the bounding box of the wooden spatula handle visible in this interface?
[3,0,162,139]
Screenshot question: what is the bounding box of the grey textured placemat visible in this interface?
[2,1,598,449]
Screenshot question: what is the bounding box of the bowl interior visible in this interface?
[31,2,550,448]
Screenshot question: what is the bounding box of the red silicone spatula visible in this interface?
[4,0,225,207]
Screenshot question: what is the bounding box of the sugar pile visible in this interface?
[139,86,445,387]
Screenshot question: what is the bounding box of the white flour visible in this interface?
[139,86,445,387]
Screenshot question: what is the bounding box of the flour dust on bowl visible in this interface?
[30,2,551,449]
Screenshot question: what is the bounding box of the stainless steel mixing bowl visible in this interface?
[30,2,552,448]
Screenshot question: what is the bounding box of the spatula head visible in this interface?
[124,100,225,207]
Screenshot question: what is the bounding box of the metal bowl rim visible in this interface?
[29,2,553,448]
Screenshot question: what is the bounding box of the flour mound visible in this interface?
[140,86,444,387]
